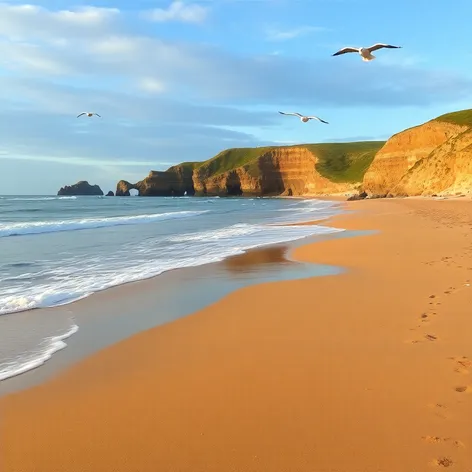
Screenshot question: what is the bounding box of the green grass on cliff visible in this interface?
[196,146,277,177]
[306,141,385,183]
[167,161,201,172]
[433,109,472,127]
[174,141,385,184]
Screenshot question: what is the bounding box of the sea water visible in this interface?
[0,195,344,381]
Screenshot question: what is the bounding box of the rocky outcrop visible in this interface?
[57,181,103,196]
[193,147,358,196]
[115,180,135,196]
[115,166,194,197]
[363,119,468,196]
[393,129,472,196]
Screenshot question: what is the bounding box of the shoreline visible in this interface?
[2,198,472,471]
[0,196,344,315]
[0,201,352,394]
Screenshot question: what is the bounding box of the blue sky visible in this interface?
[1,0,472,194]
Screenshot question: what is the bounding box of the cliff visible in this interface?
[363,109,472,197]
[393,128,472,196]
[193,142,383,196]
[117,142,384,197]
[57,181,103,196]
[116,165,196,196]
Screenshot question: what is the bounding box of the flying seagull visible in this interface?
[278,111,329,124]
[332,43,402,61]
[77,112,101,118]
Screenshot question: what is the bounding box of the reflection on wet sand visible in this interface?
[222,245,291,273]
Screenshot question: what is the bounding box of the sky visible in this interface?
[1,0,472,194]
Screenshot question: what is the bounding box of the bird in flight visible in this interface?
[77,112,101,118]
[332,43,402,61]
[278,111,329,124]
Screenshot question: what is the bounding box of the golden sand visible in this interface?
[1,198,471,471]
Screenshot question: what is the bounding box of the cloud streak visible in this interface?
[264,25,328,41]
[145,1,208,23]
[0,3,120,41]
[0,3,470,109]
[1,30,469,108]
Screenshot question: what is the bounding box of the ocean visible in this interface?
[0,195,343,383]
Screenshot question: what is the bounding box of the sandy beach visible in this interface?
[1,198,472,471]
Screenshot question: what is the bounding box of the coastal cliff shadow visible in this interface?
[259,157,287,196]
[225,172,242,196]
[198,172,241,196]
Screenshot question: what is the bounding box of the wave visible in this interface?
[169,223,257,241]
[0,221,343,316]
[170,222,343,245]
[0,210,209,238]
[0,323,79,381]
[272,200,343,224]
[1,196,78,201]
[0,290,91,315]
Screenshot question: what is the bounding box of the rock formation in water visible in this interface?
[116,142,383,197]
[363,109,472,197]
[57,181,103,196]
[106,191,114,196]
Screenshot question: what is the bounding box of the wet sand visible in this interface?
[1,233,348,396]
[2,198,472,472]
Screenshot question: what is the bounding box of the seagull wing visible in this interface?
[77,112,86,118]
[367,43,402,52]
[307,116,329,124]
[94,113,101,117]
[332,47,359,56]
[279,111,303,117]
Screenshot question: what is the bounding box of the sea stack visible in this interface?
[57,181,104,196]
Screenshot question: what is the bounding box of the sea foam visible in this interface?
[0,222,343,315]
[0,210,208,238]
[0,323,78,381]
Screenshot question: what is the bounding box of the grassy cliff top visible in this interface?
[166,161,201,173]
[304,141,385,182]
[187,141,384,183]
[433,109,472,127]
[194,146,278,177]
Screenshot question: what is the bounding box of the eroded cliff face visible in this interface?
[116,166,194,196]
[363,121,467,196]
[259,147,355,195]
[393,129,472,196]
[193,147,356,196]
[193,166,258,196]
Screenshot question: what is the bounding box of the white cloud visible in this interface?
[146,1,208,23]
[137,77,167,94]
[265,25,327,41]
[0,3,120,41]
